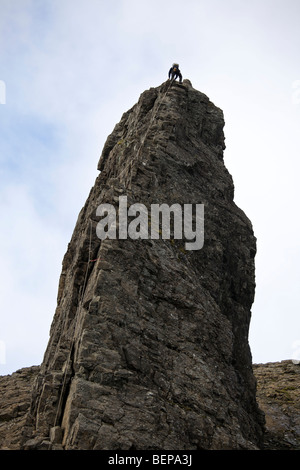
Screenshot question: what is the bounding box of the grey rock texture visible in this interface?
[3,80,265,449]
[253,360,300,450]
[2,361,300,450]
[0,366,40,449]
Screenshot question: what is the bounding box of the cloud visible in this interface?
[0,182,65,372]
[1,0,300,374]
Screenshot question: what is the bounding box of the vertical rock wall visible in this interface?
[22,80,264,450]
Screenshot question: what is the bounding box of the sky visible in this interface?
[1,0,300,375]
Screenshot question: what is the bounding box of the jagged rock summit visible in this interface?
[3,79,265,449]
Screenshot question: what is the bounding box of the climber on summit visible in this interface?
[168,63,182,83]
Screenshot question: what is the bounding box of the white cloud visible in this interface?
[0,183,65,373]
[1,0,300,374]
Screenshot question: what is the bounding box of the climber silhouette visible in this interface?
[168,63,182,83]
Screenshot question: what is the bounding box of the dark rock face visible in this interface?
[11,80,264,449]
[254,361,300,450]
[0,367,40,449]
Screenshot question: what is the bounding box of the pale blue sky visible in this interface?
[1,0,300,374]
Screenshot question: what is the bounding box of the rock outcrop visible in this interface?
[2,361,299,450]
[1,80,265,449]
[253,361,300,450]
[0,366,40,450]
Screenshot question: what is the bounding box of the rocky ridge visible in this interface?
[254,360,300,450]
[1,79,267,449]
[2,361,300,449]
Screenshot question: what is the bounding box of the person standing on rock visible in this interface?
[168,63,182,83]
